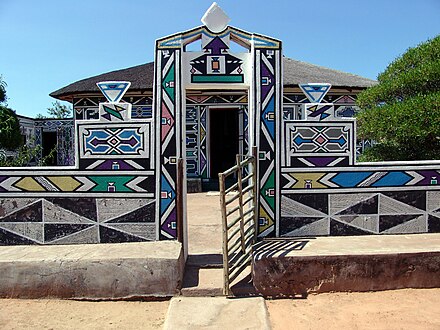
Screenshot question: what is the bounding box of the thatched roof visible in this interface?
[50,57,376,101]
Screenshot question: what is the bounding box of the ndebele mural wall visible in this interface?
[0,3,439,245]
[279,84,440,237]
[0,82,157,244]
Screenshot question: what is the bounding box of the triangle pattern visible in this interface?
[0,200,42,222]
[0,223,43,243]
[97,199,152,222]
[379,214,423,232]
[46,198,97,221]
[381,191,426,211]
[428,214,440,233]
[336,195,378,215]
[330,218,373,236]
[44,224,93,242]
[426,191,440,212]
[379,195,424,215]
[299,83,331,103]
[0,227,37,245]
[382,215,426,234]
[97,81,131,103]
[43,200,96,224]
[106,202,155,223]
[288,194,328,214]
[103,223,155,240]
[49,225,99,245]
[281,195,326,217]
[281,217,329,237]
[329,193,376,215]
[99,225,146,243]
[332,215,378,233]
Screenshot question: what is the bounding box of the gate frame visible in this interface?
[219,146,258,295]
[153,24,282,242]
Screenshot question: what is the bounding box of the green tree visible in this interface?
[0,76,23,150]
[0,75,6,104]
[356,35,440,161]
[39,100,72,119]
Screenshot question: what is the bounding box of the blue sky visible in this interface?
[0,0,439,117]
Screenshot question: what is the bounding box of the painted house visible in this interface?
[2,3,438,246]
[48,59,375,189]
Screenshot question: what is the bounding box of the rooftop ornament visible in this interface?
[201,2,231,33]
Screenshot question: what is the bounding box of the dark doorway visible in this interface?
[209,108,239,178]
[42,131,57,166]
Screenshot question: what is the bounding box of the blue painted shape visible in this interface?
[320,113,330,120]
[261,96,275,139]
[97,82,131,103]
[371,172,412,187]
[328,136,347,147]
[160,174,175,214]
[330,172,373,187]
[293,135,311,146]
[299,84,331,103]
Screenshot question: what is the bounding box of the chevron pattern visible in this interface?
[281,168,440,191]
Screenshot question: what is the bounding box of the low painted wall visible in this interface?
[278,103,440,236]
[0,85,158,245]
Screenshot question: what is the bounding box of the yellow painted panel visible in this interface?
[47,176,81,191]
[289,173,328,189]
[258,206,274,234]
[15,177,45,191]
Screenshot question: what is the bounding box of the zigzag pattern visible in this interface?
[0,172,154,195]
[281,168,440,191]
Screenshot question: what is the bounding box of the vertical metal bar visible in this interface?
[236,154,246,255]
[219,172,230,296]
[176,158,184,245]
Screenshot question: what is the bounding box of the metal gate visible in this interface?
[218,147,258,295]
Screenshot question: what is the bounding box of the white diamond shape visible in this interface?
[201,2,230,33]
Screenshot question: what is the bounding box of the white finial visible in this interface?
[201,2,230,33]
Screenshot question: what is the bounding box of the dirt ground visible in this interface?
[267,288,440,330]
[0,289,439,329]
[0,299,169,330]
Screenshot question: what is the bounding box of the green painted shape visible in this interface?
[89,176,135,192]
[162,63,175,102]
[261,170,275,210]
[191,75,244,83]
[103,105,123,120]
[109,128,118,132]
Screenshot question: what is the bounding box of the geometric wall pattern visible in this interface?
[0,80,157,244]
[280,191,440,236]
[280,167,440,191]
[279,88,440,236]
[185,101,248,179]
[155,22,282,239]
[35,119,75,166]
[0,198,155,244]
[283,121,355,168]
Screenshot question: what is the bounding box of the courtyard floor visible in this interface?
[0,288,439,329]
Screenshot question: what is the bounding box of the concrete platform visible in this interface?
[0,241,184,299]
[163,297,270,329]
[253,234,440,297]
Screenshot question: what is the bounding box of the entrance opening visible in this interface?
[209,108,239,179]
[42,131,57,166]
